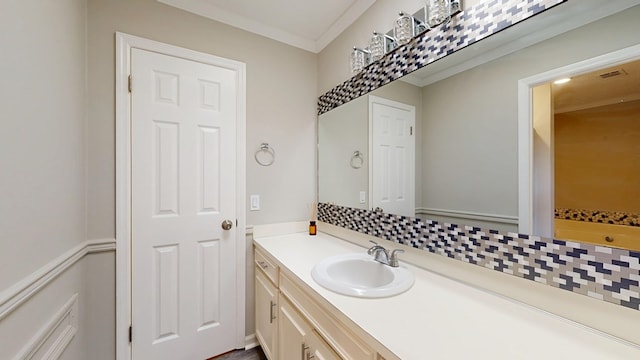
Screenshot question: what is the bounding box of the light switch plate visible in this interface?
[359,191,366,204]
[250,194,260,211]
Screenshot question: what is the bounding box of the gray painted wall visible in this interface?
[87,0,318,238]
[2,0,319,358]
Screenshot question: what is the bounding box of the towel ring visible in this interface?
[255,143,275,166]
[350,150,363,169]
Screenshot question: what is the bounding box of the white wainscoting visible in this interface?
[12,294,79,360]
[0,239,116,321]
[415,207,519,231]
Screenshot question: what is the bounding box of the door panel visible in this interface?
[131,47,237,359]
[369,96,415,217]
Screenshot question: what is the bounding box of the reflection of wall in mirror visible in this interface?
[318,96,368,209]
[555,100,640,214]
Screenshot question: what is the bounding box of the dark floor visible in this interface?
[209,346,267,360]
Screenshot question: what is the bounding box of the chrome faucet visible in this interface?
[367,241,404,267]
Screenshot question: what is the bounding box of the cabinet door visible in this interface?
[256,269,278,359]
[307,330,342,360]
[279,297,313,360]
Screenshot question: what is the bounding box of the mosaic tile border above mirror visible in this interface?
[318,203,640,310]
[318,0,567,115]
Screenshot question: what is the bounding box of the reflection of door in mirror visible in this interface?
[532,58,640,251]
[369,96,415,217]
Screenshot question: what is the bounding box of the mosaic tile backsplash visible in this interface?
[556,208,640,227]
[318,0,567,115]
[318,203,640,310]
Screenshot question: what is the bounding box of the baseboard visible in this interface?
[13,294,79,360]
[0,239,116,321]
[244,334,258,350]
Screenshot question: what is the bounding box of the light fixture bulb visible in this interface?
[426,0,451,27]
[394,12,414,45]
[369,32,386,62]
[554,78,571,85]
[350,47,370,75]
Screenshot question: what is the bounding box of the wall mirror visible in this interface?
[318,0,640,250]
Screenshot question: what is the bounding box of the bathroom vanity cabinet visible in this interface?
[254,247,384,360]
[254,264,278,359]
[253,224,640,359]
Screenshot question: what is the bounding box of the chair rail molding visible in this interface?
[0,239,116,321]
[415,207,519,225]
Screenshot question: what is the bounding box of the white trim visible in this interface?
[13,294,79,360]
[115,32,247,360]
[0,239,115,321]
[156,0,375,53]
[517,44,640,235]
[415,208,519,225]
[244,334,258,350]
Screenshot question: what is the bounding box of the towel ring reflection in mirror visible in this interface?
[350,150,364,169]
[255,143,275,166]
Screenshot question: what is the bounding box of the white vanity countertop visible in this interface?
[253,229,640,360]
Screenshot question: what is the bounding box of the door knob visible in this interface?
[221,219,233,230]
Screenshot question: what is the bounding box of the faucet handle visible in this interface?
[389,249,405,267]
[367,240,380,255]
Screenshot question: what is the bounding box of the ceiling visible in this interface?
[553,59,640,113]
[157,0,376,53]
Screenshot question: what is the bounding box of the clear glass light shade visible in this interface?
[394,12,414,45]
[350,47,369,75]
[369,32,386,61]
[426,0,451,27]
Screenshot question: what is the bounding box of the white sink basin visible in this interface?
[311,253,414,298]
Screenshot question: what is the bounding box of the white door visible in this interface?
[131,48,238,359]
[369,96,415,217]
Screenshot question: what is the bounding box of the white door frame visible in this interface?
[517,44,640,235]
[115,32,246,360]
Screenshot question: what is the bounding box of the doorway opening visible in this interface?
[518,44,640,250]
[115,33,247,360]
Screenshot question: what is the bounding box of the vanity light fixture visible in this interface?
[369,31,397,62]
[347,1,462,78]
[394,11,428,45]
[554,77,571,84]
[350,47,371,75]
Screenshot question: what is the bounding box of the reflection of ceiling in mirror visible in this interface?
[553,59,640,113]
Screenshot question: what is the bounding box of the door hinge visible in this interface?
[128,75,132,93]
[129,326,132,343]
[236,219,238,227]
[410,126,413,135]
